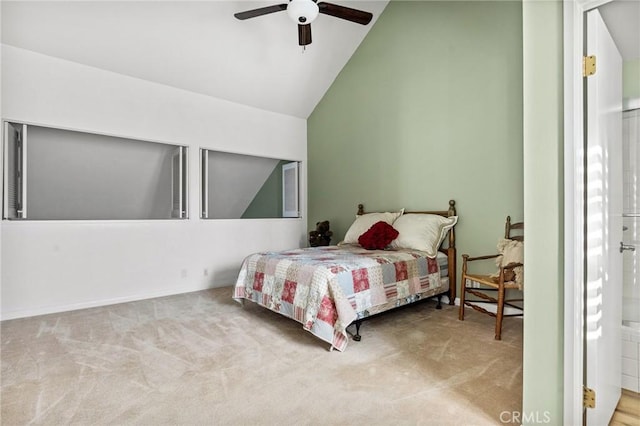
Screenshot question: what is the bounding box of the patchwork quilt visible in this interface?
[233,244,443,351]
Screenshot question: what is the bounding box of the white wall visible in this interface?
[0,45,307,320]
[0,9,3,323]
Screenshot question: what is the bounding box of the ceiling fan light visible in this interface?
[287,0,319,24]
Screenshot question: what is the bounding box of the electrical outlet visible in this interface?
[181,269,187,278]
[203,269,209,276]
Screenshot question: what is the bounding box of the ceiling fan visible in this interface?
[234,0,373,46]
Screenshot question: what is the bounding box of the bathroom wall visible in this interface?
[622,107,640,392]
[622,108,639,323]
[621,326,640,392]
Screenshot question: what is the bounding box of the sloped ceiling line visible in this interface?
[1,1,390,118]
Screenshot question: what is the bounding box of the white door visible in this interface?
[585,9,623,425]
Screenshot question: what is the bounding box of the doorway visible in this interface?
[564,0,640,424]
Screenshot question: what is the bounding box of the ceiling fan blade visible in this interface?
[298,24,312,46]
[317,2,373,25]
[234,3,288,20]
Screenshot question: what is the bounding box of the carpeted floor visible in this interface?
[1,287,522,425]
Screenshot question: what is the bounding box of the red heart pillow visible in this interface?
[358,221,399,250]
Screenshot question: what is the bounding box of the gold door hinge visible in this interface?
[583,55,596,77]
[583,386,596,409]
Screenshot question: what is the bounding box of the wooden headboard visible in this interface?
[357,200,457,305]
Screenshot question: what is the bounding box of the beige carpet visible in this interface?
[1,287,522,425]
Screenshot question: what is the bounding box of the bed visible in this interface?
[233,200,457,351]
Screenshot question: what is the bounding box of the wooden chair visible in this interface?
[458,216,524,340]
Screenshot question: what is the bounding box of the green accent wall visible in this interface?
[242,160,286,218]
[308,0,523,275]
[308,2,568,423]
[624,59,640,100]
[522,1,564,423]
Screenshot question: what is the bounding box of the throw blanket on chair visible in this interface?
[492,238,524,289]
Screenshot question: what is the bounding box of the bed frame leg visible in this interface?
[353,321,362,341]
[436,294,443,310]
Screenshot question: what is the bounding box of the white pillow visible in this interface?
[342,210,404,244]
[390,214,458,257]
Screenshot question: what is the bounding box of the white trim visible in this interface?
[563,0,589,424]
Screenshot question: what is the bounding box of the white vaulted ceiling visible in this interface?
[1,0,389,118]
